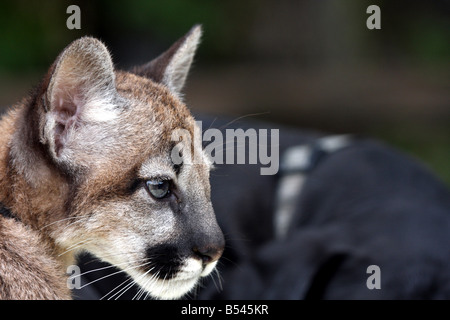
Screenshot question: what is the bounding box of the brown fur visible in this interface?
[0,25,223,300]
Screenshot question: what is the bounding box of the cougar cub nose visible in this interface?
[192,245,224,264]
[192,232,225,264]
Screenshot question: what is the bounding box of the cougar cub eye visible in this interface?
[145,179,171,199]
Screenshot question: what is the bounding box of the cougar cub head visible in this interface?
[26,26,224,299]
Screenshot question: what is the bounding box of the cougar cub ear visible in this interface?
[42,37,117,159]
[132,24,202,99]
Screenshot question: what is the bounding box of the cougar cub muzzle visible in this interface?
[142,207,225,281]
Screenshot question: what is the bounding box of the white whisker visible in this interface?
[131,266,157,300]
[138,270,162,300]
[100,277,134,300]
[213,268,223,292]
[218,112,270,130]
[39,216,87,231]
[58,238,94,256]
[113,266,156,300]
[73,257,150,279]
[80,250,145,265]
[145,270,162,300]
[79,260,153,290]
[100,277,135,300]
[62,216,90,231]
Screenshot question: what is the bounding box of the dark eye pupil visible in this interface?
[146,180,170,199]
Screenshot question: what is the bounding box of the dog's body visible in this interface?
[0,26,224,300]
[196,116,450,299]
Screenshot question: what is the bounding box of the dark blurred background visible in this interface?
[0,0,449,184]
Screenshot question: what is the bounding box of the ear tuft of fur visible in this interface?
[132,25,202,100]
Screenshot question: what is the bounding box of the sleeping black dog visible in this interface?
[75,113,450,300]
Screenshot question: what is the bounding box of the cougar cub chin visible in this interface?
[0,25,224,300]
